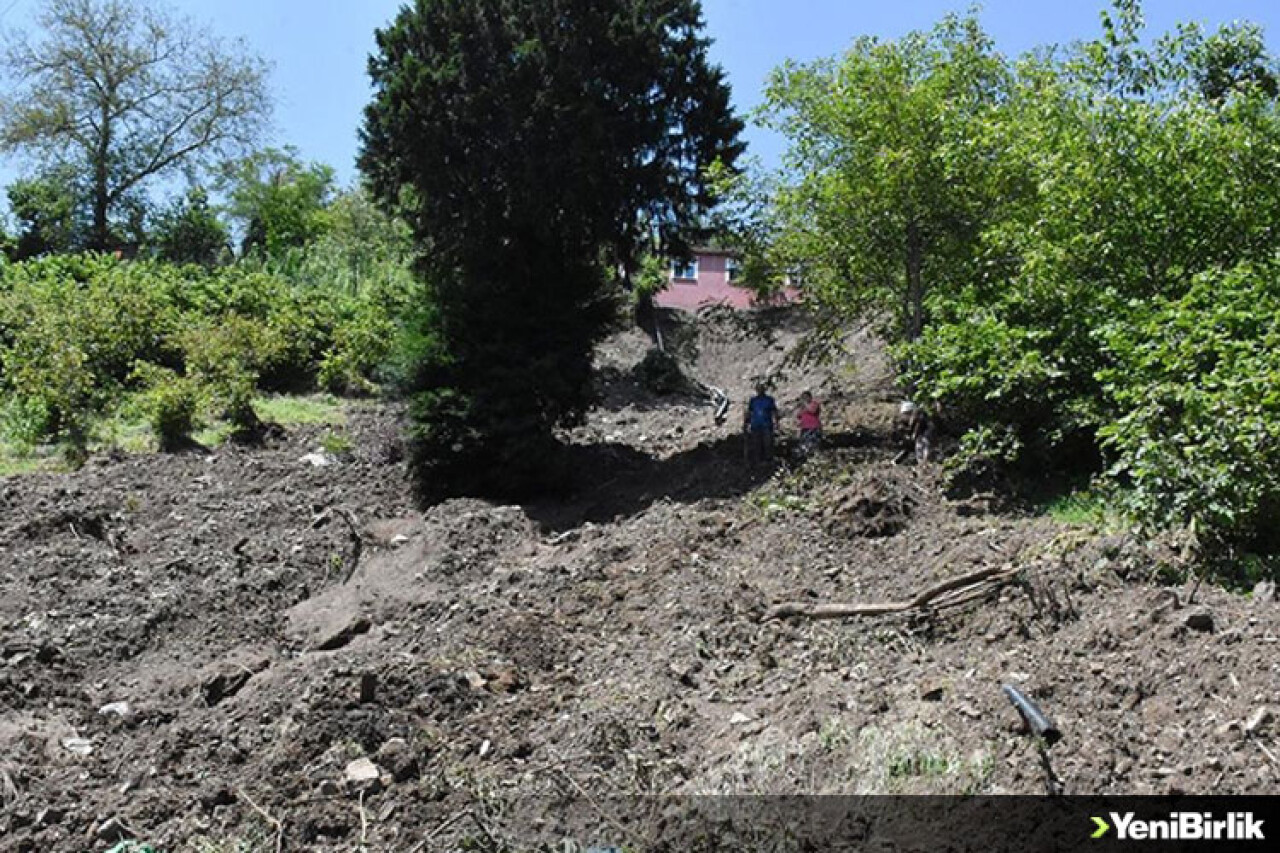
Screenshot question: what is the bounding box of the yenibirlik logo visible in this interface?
[1091,812,1265,841]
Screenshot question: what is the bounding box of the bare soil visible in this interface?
[2,309,1278,852]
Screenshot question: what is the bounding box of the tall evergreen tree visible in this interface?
[360,0,743,501]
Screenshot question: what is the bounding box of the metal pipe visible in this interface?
[1003,684,1062,745]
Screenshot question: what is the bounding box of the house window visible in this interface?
[672,258,698,281]
[726,258,741,282]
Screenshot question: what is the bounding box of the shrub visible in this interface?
[318,306,397,394]
[180,314,285,434]
[0,243,418,456]
[130,363,203,451]
[1097,263,1280,551]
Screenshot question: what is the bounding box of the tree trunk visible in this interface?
[904,219,925,341]
[91,101,112,252]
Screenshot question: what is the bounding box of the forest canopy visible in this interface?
[740,0,1280,552]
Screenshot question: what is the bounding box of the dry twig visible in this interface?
[236,787,284,853]
[358,790,369,849]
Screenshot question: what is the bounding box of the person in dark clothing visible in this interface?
[743,383,779,464]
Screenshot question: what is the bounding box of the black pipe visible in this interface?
[1003,684,1062,745]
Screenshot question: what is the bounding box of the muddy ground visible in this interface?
[1,309,1278,852]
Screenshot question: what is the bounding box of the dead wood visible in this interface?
[763,564,1019,621]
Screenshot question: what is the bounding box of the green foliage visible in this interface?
[0,0,270,250]
[631,253,671,302]
[0,237,414,454]
[0,254,180,457]
[253,393,346,427]
[180,313,283,432]
[151,187,230,267]
[1097,264,1280,551]
[130,362,202,451]
[223,147,335,256]
[755,0,1280,552]
[6,169,85,258]
[319,428,353,456]
[361,0,743,501]
[1043,490,1115,527]
[318,303,397,395]
[756,12,1011,341]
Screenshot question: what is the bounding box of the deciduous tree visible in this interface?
[221,147,335,256]
[758,13,1009,343]
[0,0,270,251]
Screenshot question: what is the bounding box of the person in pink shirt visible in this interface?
[797,390,822,456]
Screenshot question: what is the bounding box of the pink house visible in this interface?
[654,248,794,311]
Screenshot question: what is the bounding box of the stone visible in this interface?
[36,807,63,826]
[1184,610,1214,632]
[96,816,130,842]
[202,670,252,706]
[299,451,333,467]
[1215,720,1243,740]
[314,617,371,652]
[376,737,419,783]
[61,736,93,757]
[98,701,131,718]
[729,712,752,725]
[344,757,382,790]
[484,665,522,694]
[1253,580,1276,604]
[920,682,946,702]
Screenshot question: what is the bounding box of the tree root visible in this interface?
[763,564,1020,621]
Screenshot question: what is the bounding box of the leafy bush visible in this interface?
[1097,264,1280,550]
[752,3,1280,559]
[179,314,285,433]
[0,240,418,451]
[130,363,203,451]
[0,255,181,458]
[318,305,397,394]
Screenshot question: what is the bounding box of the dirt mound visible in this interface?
[823,471,918,538]
[2,312,1279,851]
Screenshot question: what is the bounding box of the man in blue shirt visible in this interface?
[743,383,779,465]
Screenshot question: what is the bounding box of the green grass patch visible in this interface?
[99,412,158,454]
[0,393,350,475]
[0,452,61,476]
[253,393,347,426]
[1042,489,1116,527]
[192,421,235,448]
[319,428,354,455]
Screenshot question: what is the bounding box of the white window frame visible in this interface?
[672,258,699,281]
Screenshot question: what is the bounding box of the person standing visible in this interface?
[797,390,822,456]
[744,383,779,464]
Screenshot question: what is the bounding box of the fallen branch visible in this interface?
[763,564,1019,621]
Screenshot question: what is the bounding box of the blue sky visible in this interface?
[3,1,1280,193]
